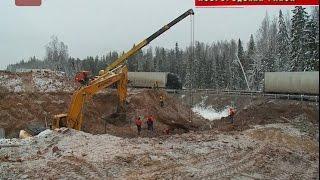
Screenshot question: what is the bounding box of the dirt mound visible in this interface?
[0,70,76,93]
[235,99,318,127]
[210,99,319,135]
[0,89,209,138]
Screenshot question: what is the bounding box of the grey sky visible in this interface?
[0,0,296,69]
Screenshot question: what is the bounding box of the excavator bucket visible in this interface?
[52,113,68,129]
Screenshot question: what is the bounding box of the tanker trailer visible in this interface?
[264,71,319,95]
[128,72,182,89]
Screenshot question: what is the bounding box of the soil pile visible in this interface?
[210,99,319,135]
[0,70,76,93]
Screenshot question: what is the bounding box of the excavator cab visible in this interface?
[75,71,90,86]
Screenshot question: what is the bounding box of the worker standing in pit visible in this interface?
[135,117,143,135]
[153,81,159,91]
[228,107,236,124]
[146,115,155,132]
[160,95,164,107]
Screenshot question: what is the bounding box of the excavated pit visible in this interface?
[1,89,318,140]
[1,70,318,139]
[0,89,210,138]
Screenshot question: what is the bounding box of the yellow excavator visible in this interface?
[52,9,194,130]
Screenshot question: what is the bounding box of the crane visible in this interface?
[52,9,195,130]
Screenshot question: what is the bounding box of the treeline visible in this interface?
[7,6,319,90]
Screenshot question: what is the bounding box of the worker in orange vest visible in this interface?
[228,107,236,124]
[160,95,164,107]
[146,115,155,132]
[135,117,143,135]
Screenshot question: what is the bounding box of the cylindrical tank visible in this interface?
[264,71,319,95]
[128,72,168,88]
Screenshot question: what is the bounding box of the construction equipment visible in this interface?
[75,71,90,85]
[52,9,194,130]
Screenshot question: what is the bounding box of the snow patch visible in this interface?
[0,75,24,92]
[192,95,229,121]
[192,106,229,121]
[32,71,75,92]
[36,129,53,138]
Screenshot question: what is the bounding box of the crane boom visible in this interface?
[105,9,194,72]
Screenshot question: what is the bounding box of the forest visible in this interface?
[7,6,319,91]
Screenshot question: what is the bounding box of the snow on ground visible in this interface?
[0,125,318,179]
[32,71,75,92]
[0,71,75,92]
[192,95,229,121]
[0,75,24,92]
[192,106,229,121]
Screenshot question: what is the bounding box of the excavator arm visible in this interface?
[52,66,128,130]
[52,9,194,130]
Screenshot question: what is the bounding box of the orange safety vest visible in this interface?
[135,118,142,126]
[229,108,236,116]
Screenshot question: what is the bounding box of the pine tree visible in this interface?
[284,10,292,39]
[246,35,262,90]
[237,39,245,68]
[303,18,319,71]
[174,43,183,77]
[267,18,278,72]
[143,47,153,71]
[247,34,256,69]
[256,12,270,73]
[290,6,308,71]
[276,10,290,71]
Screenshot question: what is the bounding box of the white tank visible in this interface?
[128,72,168,88]
[264,71,319,95]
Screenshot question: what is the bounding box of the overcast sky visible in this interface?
[0,0,297,69]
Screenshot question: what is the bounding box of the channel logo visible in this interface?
[15,0,42,6]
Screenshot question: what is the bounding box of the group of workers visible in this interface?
[134,92,165,135]
[134,115,156,135]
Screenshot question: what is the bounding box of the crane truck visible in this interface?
[52,9,195,130]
